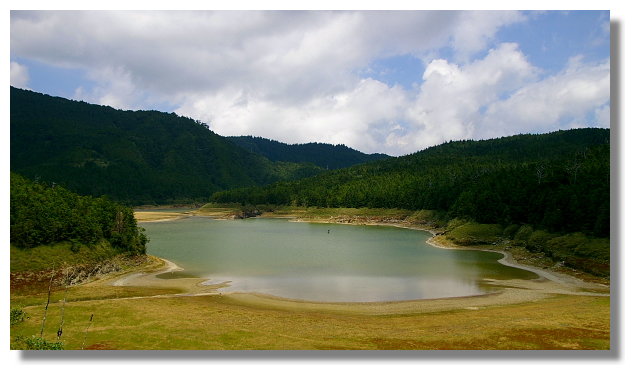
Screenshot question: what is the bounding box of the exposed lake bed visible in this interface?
[131,209,608,311]
[10,208,610,350]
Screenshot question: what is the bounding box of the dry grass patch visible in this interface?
[11,292,609,350]
[134,211,189,222]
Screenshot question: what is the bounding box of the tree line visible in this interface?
[10,173,147,253]
[10,87,324,205]
[212,128,610,238]
[228,135,390,169]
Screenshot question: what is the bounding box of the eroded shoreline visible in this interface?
[121,210,609,315]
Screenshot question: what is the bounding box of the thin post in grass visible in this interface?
[39,269,55,338]
[57,267,69,341]
[81,314,94,350]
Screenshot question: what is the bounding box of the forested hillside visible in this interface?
[10,87,324,204]
[229,136,390,169]
[10,173,146,253]
[212,129,610,238]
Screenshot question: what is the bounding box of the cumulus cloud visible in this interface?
[10,10,609,155]
[398,43,537,152]
[11,11,520,101]
[10,61,29,89]
[451,11,526,61]
[480,58,610,138]
[177,78,409,154]
[595,104,610,128]
[381,44,609,154]
[72,65,173,110]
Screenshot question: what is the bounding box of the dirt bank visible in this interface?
[125,208,608,315]
[109,257,226,296]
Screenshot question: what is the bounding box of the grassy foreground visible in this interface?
[11,207,610,350]
[10,254,611,350]
[11,285,609,350]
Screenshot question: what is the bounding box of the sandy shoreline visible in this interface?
[425,235,608,290]
[120,210,609,314]
[134,211,191,222]
[110,253,607,315]
[111,256,228,296]
[220,228,608,314]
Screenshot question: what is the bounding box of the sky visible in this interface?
[10,10,610,156]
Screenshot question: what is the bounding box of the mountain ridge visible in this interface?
[10,87,325,204]
[212,128,610,237]
[228,135,390,169]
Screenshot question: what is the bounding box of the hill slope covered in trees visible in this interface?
[213,128,610,275]
[10,87,324,204]
[10,173,147,255]
[213,129,610,238]
[228,136,390,169]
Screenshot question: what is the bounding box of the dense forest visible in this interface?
[229,136,390,169]
[212,128,610,238]
[10,87,325,205]
[10,173,147,253]
[10,87,610,276]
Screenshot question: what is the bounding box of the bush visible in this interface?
[10,241,120,273]
[548,233,609,261]
[513,224,534,245]
[446,218,468,232]
[446,222,503,245]
[503,224,520,239]
[10,308,26,326]
[526,230,557,254]
[13,336,64,350]
[407,210,438,224]
[544,232,610,276]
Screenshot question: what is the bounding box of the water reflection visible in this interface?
[205,275,484,302]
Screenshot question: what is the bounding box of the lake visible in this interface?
[140,217,537,302]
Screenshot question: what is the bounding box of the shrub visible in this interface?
[407,210,436,223]
[10,308,26,326]
[526,230,557,254]
[544,232,610,276]
[446,222,503,245]
[503,224,520,239]
[446,218,468,231]
[513,224,534,245]
[13,336,64,350]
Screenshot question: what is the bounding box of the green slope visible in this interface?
[228,135,390,169]
[10,172,147,265]
[10,87,324,204]
[213,129,610,275]
[212,128,610,237]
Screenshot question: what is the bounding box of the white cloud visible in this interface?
[595,104,610,128]
[451,11,526,61]
[480,59,610,138]
[73,66,140,109]
[400,43,537,152]
[72,65,173,111]
[10,10,522,100]
[380,44,609,154]
[10,10,609,156]
[10,61,29,89]
[177,78,408,154]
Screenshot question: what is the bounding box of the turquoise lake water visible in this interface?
[140,217,536,302]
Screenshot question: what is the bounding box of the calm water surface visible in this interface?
[141,217,536,302]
